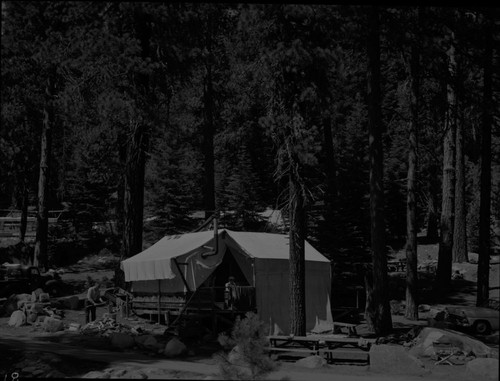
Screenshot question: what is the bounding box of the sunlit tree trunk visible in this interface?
[202,12,216,219]
[405,10,420,320]
[34,77,55,271]
[365,6,392,335]
[453,111,468,263]
[476,17,492,307]
[289,174,306,336]
[436,29,457,291]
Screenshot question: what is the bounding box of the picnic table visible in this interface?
[321,336,376,364]
[267,335,321,356]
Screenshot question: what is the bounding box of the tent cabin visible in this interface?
[121,229,332,334]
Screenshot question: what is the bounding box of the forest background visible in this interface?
[1,3,499,334]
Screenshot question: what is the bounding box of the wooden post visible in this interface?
[157,280,161,324]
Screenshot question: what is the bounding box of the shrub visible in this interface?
[215,312,276,380]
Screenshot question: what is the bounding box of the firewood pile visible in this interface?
[80,317,141,337]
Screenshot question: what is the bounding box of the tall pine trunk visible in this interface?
[203,13,216,219]
[365,6,392,335]
[117,6,151,288]
[436,30,457,291]
[289,175,306,336]
[405,14,420,320]
[453,112,468,263]
[20,177,29,242]
[476,17,492,307]
[122,123,146,262]
[426,174,440,243]
[34,78,54,271]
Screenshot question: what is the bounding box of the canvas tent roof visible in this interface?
[121,229,329,282]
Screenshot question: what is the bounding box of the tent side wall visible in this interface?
[255,258,331,335]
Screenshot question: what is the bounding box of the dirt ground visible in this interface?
[1,242,499,379]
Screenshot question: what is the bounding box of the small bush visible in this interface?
[215,312,276,380]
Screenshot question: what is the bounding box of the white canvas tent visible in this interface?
[121,229,332,334]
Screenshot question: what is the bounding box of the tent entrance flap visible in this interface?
[173,258,190,292]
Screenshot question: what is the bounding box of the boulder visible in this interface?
[42,316,64,333]
[164,337,187,357]
[39,293,50,302]
[227,345,245,366]
[127,371,148,379]
[134,335,157,349]
[370,344,429,376]
[26,311,38,324]
[110,332,135,349]
[143,336,158,350]
[29,302,45,314]
[409,327,498,359]
[8,310,26,327]
[60,296,80,310]
[82,371,111,379]
[46,370,66,378]
[295,355,327,369]
[466,358,499,380]
[17,293,32,302]
[32,288,44,298]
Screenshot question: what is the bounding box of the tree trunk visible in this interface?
[436,30,457,291]
[203,14,216,219]
[289,175,306,336]
[117,5,151,289]
[122,123,146,258]
[34,87,54,271]
[476,18,492,307]
[426,170,440,242]
[322,115,337,247]
[20,179,29,242]
[365,6,392,335]
[453,112,468,263]
[405,16,420,320]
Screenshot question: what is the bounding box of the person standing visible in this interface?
[224,276,237,310]
[85,282,104,323]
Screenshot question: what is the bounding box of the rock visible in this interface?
[164,337,187,357]
[45,370,66,378]
[466,358,499,380]
[68,323,81,332]
[42,316,64,333]
[134,334,155,348]
[17,293,32,302]
[484,333,499,345]
[22,366,38,373]
[29,302,45,314]
[295,355,327,368]
[26,311,38,324]
[82,371,111,379]
[60,296,80,310]
[32,369,46,376]
[39,293,50,302]
[409,327,497,359]
[143,336,157,349]
[228,345,245,366]
[418,304,431,312]
[111,369,127,377]
[8,310,26,327]
[110,332,135,349]
[370,344,429,376]
[127,371,148,379]
[33,288,44,298]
